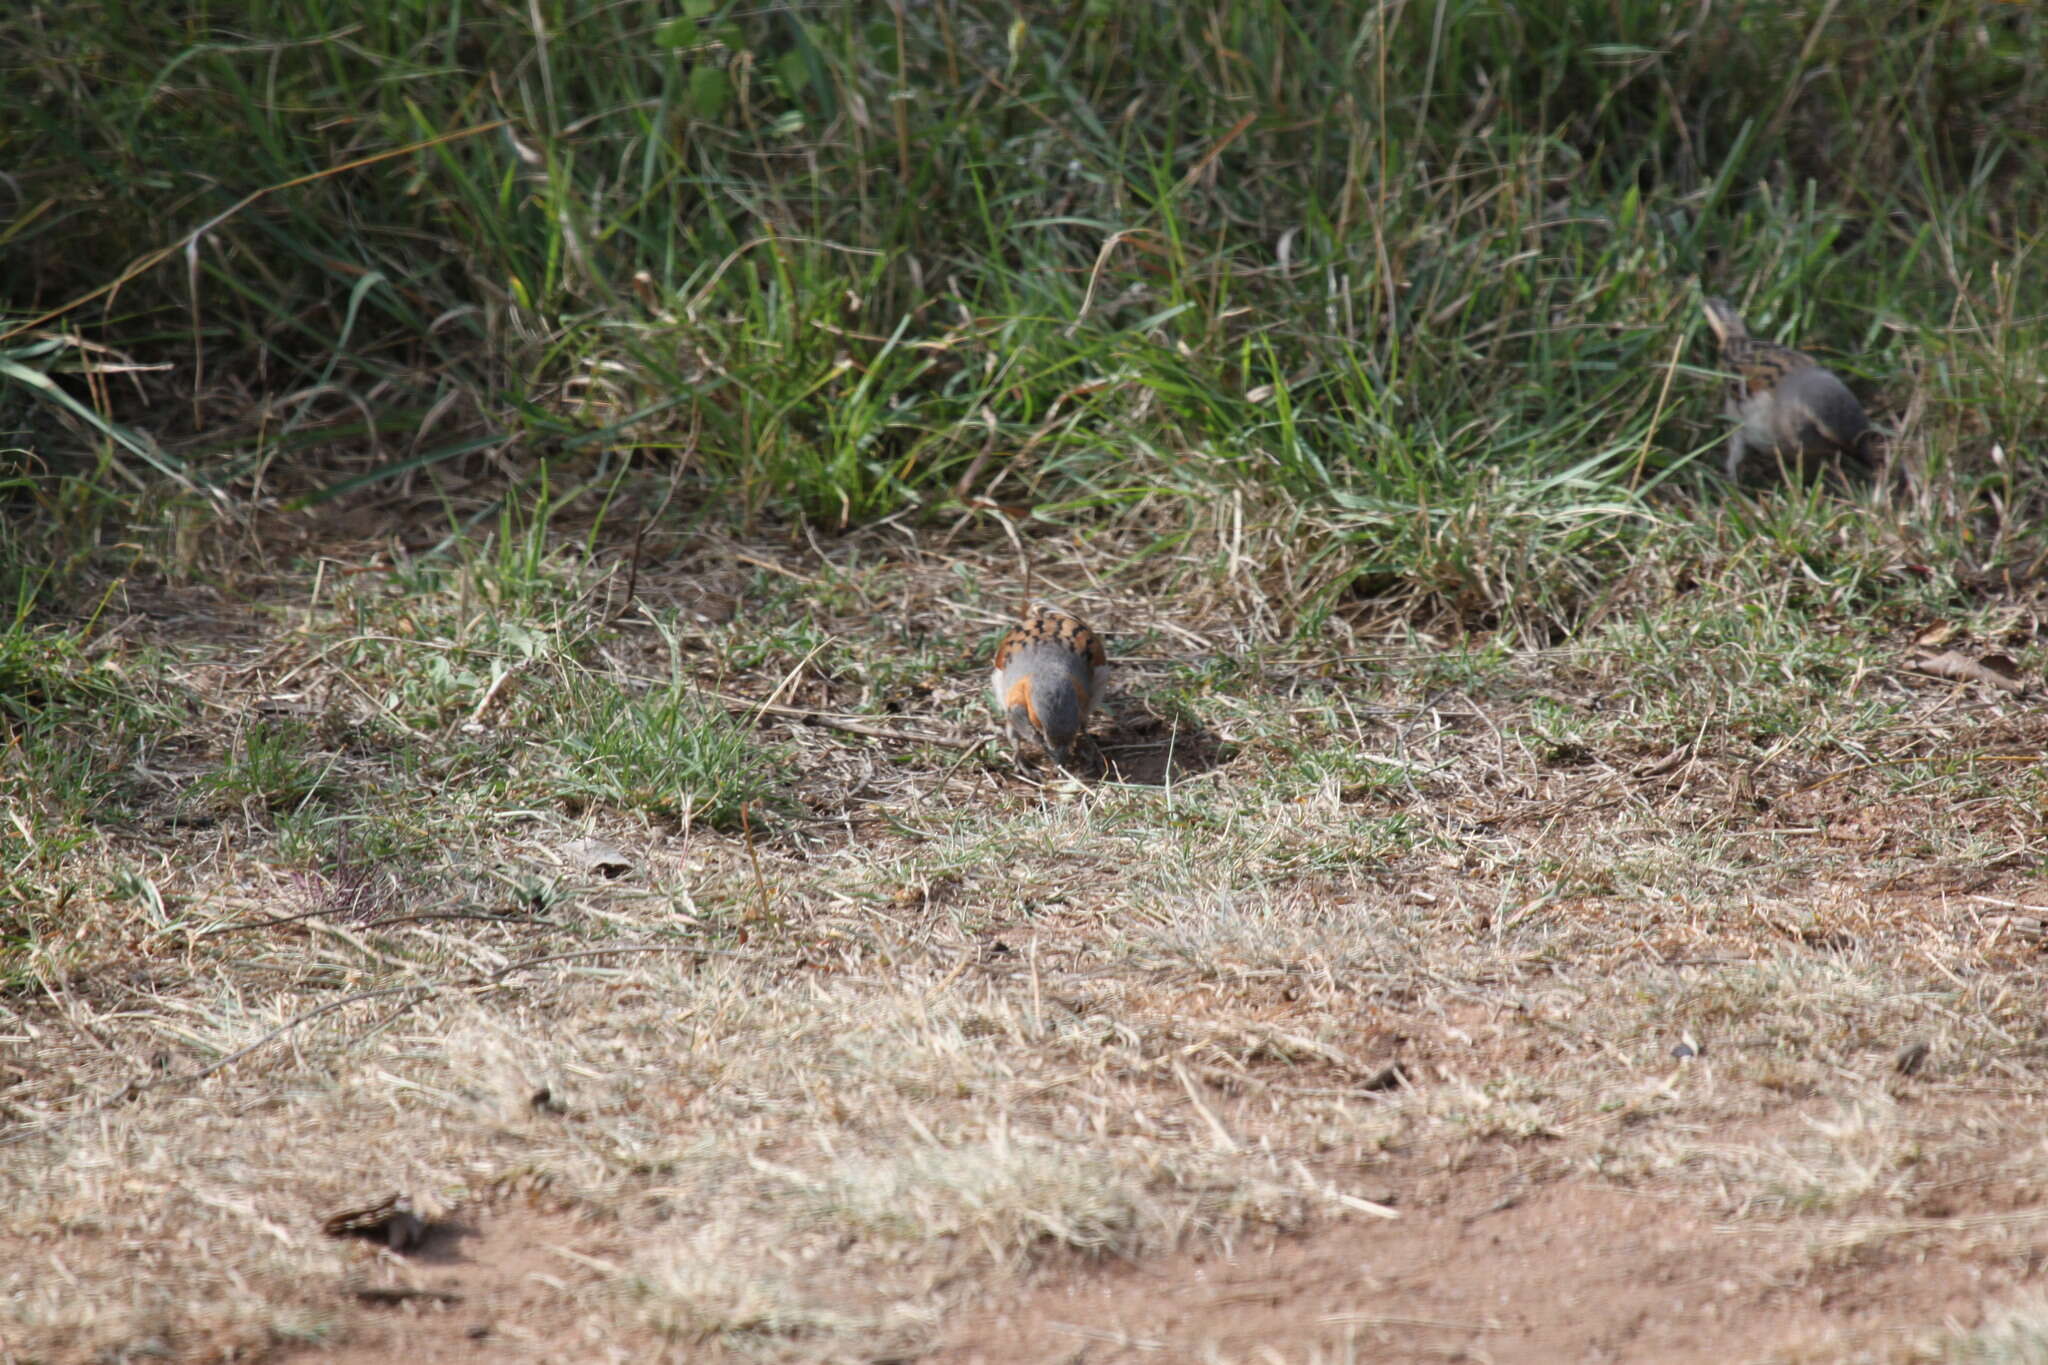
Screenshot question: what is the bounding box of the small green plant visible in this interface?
[553,679,787,831]
[0,610,165,827]
[196,720,339,816]
[0,621,123,728]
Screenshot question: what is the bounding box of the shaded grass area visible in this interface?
[3,0,2046,634]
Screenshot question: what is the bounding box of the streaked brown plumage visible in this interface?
[1702,296,1874,480]
[990,605,1109,767]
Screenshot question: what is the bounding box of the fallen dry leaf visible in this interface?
[561,836,634,878]
[1906,649,2025,693]
[1912,621,1958,649]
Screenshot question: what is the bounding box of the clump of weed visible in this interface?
[0,619,131,729]
[193,719,340,817]
[550,678,787,831]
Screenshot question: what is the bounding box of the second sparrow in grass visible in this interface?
[1702,295,1877,481]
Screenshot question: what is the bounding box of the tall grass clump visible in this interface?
[2,1,2044,624]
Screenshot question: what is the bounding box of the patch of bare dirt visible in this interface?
[1097,708,1231,786]
[283,1202,652,1364]
[933,1159,2029,1364]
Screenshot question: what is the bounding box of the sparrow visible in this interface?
[1701,296,1875,480]
[990,605,1109,768]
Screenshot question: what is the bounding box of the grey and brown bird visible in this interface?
[1701,296,1875,480]
[990,604,1109,769]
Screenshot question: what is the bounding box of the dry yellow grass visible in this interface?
[7,516,2048,1362]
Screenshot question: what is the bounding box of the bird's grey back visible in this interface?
[1774,365,1871,453]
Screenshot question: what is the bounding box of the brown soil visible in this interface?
[309,1129,2024,1365]
[284,1204,656,1364]
[934,1156,2001,1364]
